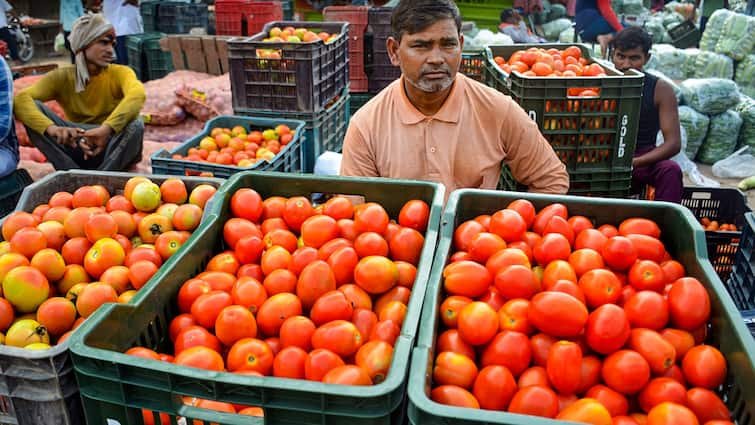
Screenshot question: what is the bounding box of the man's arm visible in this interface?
[13,70,62,135]
[102,66,146,134]
[340,121,379,177]
[633,80,681,168]
[501,102,569,194]
[597,0,624,31]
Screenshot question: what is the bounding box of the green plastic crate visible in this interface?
[460,51,486,83]
[69,171,444,425]
[150,115,306,177]
[140,1,160,32]
[126,32,173,82]
[408,189,755,424]
[484,43,643,197]
[0,170,222,425]
[235,88,350,173]
[349,92,374,115]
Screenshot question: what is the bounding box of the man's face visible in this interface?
[612,46,648,72]
[387,19,463,94]
[84,33,116,67]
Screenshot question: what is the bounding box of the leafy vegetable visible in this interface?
[697,110,743,164]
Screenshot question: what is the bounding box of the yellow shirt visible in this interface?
[13,64,146,135]
[341,74,569,196]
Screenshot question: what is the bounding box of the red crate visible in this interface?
[214,7,244,35]
[323,5,368,93]
[246,1,284,36]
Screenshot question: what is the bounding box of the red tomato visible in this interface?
[282,196,315,232]
[430,385,480,408]
[398,199,430,233]
[508,386,559,418]
[628,260,666,292]
[668,278,710,331]
[568,248,605,277]
[437,329,476,360]
[480,330,532,377]
[489,209,527,243]
[577,355,603,394]
[506,199,536,228]
[443,261,492,298]
[542,215,575,246]
[686,388,731,423]
[433,351,478,389]
[546,341,582,395]
[556,398,612,424]
[629,328,677,375]
[638,377,687,413]
[602,236,638,271]
[568,215,594,236]
[473,365,517,411]
[530,333,557,367]
[619,218,661,239]
[304,348,344,382]
[230,188,263,222]
[624,290,669,330]
[518,366,549,388]
[602,350,651,395]
[458,302,499,346]
[586,303,631,355]
[682,345,727,389]
[578,269,623,308]
[529,291,588,338]
[647,402,700,425]
[494,265,540,300]
[532,203,569,235]
[498,299,533,335]
[533,233,572,265]
[626,234,667,263]
[439,295,473,329]
[354,202,389,235]
[467,232,506,263]
[598,224,619,238]
[587,384,629,417]
[575,228,608,252]
[453,220,484,252]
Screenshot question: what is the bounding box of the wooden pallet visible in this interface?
[158,35,232,75]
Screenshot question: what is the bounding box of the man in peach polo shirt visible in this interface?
[341,0,569,196]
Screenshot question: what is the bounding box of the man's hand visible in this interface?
[80,125,113,159]
[46,125,85,148]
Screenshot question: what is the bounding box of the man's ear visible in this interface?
[387,36,401,67]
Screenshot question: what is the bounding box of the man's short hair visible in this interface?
[500,8,517,23]
[611,26,653,55]
[391,0,462,42]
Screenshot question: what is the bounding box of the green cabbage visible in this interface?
[646,44,688,79]
[644,17,667,43]
[679,105,710,158]
[542,18,572,41]
[681,78,741,114]
[697,110,743,164]
[735,97,755,149]
[715,12,755,61]
[735,55,755,99]
[699,9,732,51]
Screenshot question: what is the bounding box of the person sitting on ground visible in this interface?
[13,13,145,171]
[575,0,624,55]
[341,0,569,197]
[499,8,546,43]
[0,57,18,177]
[611,27,682,203]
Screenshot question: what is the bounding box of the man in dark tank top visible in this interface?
[611,27,683,203]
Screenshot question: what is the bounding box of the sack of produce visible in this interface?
[715,12,755,61]
[548,4,567,21]
[678,105,710,159]
[559,27,579,43]
[735,55,755,99]
[662,10,685,28]
[691,50,734,80]
[699,9,731,51]
[645,69,682,103]
[646,44,687,79]
[644,16,667,43]
[735,96,755,149]
[141,71,214,126]
[175,74,232,122]
[542,18,572,40]
[681,48,700,78]
[680,78,741,115]
[621,0,646,15]
[697,109,743,164]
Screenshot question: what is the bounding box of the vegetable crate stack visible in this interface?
[725,212,755,338]
[366,7,401,94]
[680,187,752,283]
[485,43,644,197]
[0,171,222,425]
[214,0,284,36]
[408,189,755,424]
[323,5,370,93]
[154,2,209,35]
[68,171,444,425]
[126,32,173,82]
[228,21,351,172]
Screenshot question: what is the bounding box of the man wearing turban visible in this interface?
[13,13,145,170]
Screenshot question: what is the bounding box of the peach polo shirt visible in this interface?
[340,74,569,196]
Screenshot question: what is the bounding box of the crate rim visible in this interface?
[149,114,307,173]
[408,187,755,424]
[228,20,350,46]
[69,170,446,401]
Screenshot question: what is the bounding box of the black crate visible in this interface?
[461,50,486,82]
[228,21,350,113]
[0,168,32,218]
[140,0,159,32]
[156,2,209,34]
[682,187,752,282]
[366,7,401,93]
[125,32,172,82]
[668,20,701,49]
[726,213,755,313]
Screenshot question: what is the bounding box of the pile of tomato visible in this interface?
[126,188,431,419]
[429,200,733,425]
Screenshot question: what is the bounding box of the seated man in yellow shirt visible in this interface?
[14,13,145,171]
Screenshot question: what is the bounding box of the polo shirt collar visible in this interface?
[395,74,466,125]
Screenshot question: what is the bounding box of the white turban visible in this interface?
[68,13,115,93]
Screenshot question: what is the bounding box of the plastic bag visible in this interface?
[54,32,65,54]
[699,9,732,51]
[711,146,755,178]
[542,18,572,40]
[715,12,755,61]
[559,27,579,43]
[735,96,755,149]
[680,78,741,115]
[465,30,514,51]
[678,105,710,159]
[735,55,755,99]
[697,109,743,164]
[646,44,687,80]
[655,126,720,186]
[140,71,215,126]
